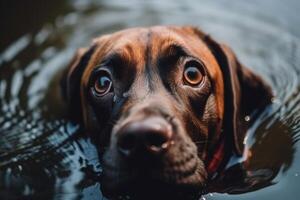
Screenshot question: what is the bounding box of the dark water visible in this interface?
[0,0,300,199]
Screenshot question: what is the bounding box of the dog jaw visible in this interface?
[101,115,208,199]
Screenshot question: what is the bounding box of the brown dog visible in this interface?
[62,26,272,199]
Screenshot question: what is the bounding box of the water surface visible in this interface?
[0,0,300,199]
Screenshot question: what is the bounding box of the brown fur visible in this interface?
[62,26,273,199]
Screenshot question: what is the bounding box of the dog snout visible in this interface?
[117,117,173,157]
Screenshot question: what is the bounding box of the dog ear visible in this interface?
[61,45,97,120]
[190,27,273,155]
[212,43,273,155]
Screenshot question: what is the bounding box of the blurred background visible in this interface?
[0,0,300,200]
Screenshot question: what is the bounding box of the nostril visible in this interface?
[117,133,137,156]
[144,131,171,153]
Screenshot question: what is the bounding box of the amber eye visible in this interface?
[183,62,204,86]
[94,71,112,96]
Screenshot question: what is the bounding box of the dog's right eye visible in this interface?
[93,71,113,97]
[183,61,205,87]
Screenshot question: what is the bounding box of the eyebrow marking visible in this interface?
[158,43,190,68]
[163,43,189,58]
[101,52,123,66]
[95,51,130,78]
[92,49,137,87]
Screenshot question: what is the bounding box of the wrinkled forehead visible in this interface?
[82,26,221,83]
[97,27,215,63]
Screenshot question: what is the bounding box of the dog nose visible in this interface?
[117,117,173,157]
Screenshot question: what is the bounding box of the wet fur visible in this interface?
[62,26,273,199]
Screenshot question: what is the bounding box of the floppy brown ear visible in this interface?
[214,43,273,155]
[61,45,97,120]
[190,27,273,155]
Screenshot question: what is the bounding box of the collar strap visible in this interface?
[206,139,225,175]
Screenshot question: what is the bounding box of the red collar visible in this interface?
[206,139,226,175]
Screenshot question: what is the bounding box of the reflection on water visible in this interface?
[0,0,300,199]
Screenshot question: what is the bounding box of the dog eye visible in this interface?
[94,71,113,96]
[183,62,204,86]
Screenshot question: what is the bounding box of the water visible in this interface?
[0,0,300,199]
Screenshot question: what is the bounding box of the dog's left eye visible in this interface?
[94,71,113,96]
[183,61,204,86]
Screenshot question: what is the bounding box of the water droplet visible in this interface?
[18,165,23,171]
[244,115,250,122]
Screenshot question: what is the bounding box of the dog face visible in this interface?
[62,26,272,199]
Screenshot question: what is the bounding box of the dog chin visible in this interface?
[101,156,207,199]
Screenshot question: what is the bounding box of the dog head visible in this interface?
[62,26,272,199]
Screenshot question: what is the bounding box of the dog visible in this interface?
[61,26,273,199]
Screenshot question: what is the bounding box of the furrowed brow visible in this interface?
[101,52,123,68]
[165,44,189,57]
[96,51,136,81]
[158,44,190,67]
